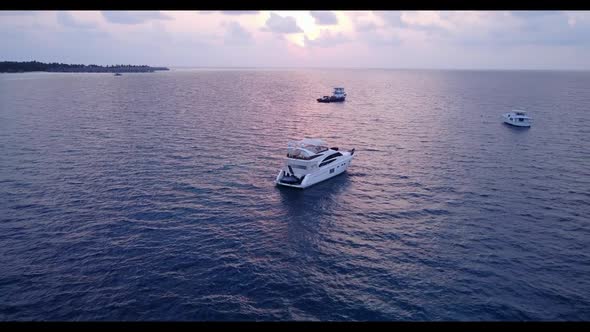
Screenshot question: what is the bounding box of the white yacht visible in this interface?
[275,138,355,189]
[503,110,532,127]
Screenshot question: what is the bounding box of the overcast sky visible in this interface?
[2,10,590,69]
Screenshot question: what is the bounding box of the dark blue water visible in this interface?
[1,69,589,321]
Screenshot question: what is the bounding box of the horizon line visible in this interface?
[3,60,589,72]
[166,66,590,72]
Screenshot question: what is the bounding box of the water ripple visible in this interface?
[0,70,589,321]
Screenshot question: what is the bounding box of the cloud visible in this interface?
[356,21,378,32]
[369,11,587,48]
[349,12,401,47]
[101,11,172,24]
[0,11,37,16]
[443,11,590,48]
[513,14,590,46]
[223,21,253,45]
[400,11,453,30]
[363,33,401,47]
[565,11,590,27]
[3,10,590,69]
[221,11,260,15]
[309,11,338,25]
[374,11,403,27]
[348,12,381,33]
[304,30,349,48]
[511,11,562,19]
[57,12,97,29]
[261,13,303,34]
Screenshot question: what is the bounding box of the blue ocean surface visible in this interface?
[0,69,589,321]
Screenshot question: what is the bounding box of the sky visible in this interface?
[2,10,590,69]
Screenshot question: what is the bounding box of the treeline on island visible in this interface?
[0,61,170,73]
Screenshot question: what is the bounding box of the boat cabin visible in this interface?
[509,110,531,120]
[287,138,329,160]
[333,87,346,96]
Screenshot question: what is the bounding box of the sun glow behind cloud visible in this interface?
[274,11,353,48]
[270,11,319,47]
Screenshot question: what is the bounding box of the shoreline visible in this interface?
[0,61,170,74]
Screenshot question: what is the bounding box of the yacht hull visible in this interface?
[503,121,531,127]
[317,97,346,103]
[276,154,353,189]
[503,115,531,127]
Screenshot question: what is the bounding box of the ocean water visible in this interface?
[0,69,589,321]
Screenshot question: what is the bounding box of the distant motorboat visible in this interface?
[503,110,532,127]
[114,73,122,76]
[317,87,346,103]
[276,138,355,189]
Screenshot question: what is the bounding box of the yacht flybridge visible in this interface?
[503,110,532,127]
[276,138,355,189]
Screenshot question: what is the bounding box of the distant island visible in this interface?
[0,61,170,73]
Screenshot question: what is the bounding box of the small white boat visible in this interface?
[276,138,355,189]
[503,110,532,127]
